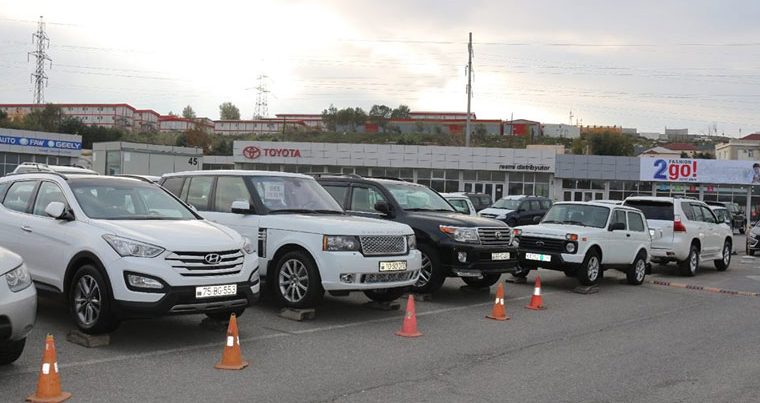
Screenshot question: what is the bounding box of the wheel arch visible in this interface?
[267,243,320,284]
[64,251,113,300]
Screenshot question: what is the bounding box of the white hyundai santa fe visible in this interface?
[0,173,259,334]
[160,170,422,309]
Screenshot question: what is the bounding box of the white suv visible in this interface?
[0,246,36,365]
[160,171,422,308]
[623,197,733,276]
[514,202,651,286]
[0,173,259,334]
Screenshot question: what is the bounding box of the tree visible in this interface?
[369,104,392,131]
[680,151,689,158]
[391,104,411,119]
[182,105,196,119]
[23,104,64,132]
[353,107,367,130]
[0,109,7,122]
[321,104,338,131]
[219,102,240,120]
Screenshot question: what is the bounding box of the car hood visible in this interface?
[517,223,599,239]
[0,247,23,272]
[479,207,514,217]
[265,214,414,236]
[90,219,244,251]
[404,211,507,228]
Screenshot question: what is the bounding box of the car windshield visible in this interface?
[385,182,454,211]
[447,198,470,214]
[250,176,343,213]
[541,204,610,228]
[70,180,197,220]
[492,198,522,210]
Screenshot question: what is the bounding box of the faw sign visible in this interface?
[242,146,302,160]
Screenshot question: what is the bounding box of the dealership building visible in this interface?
[0,128,83,176]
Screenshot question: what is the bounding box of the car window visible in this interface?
[518,201,529,211]
[542,204,610,228]
[350,186,387,213]
[611,210,627,230]
[492,198,522,210]
[0,182,8,198]
[162,177,185,197]
[213,176,252,213]
[2,181,37,213]
[713,209,727,223]
[479,196,491,207]
[322,185,349,208]
[529,200,541,211]
[700,205,717,223]
[33,182,68,216]
[448,199,471,214]
[628,212,645,232]
[690,203,705,222]
[540,199,552,209]
[70,181,196,220]
[623,200,674,221]
[186,176,214,210]
[681,202,695,220]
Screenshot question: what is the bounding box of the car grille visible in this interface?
[165,249,244,277]
[360,270,418,284]
[360,236,407,256]
[480,213,499,219]
[519,236,565,252]
[478,227,512,246]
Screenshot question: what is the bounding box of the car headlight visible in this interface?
[102,234,165,258]
[439,226,480,243]
[5,264,32,292]
[497,214,507,220]
[323,235,361,251]
[407,234,417,250]
[242,236,255,254]
[565,242,576,253]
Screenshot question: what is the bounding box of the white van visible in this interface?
[160,171,422,308]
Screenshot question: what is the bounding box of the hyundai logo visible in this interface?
[204,253,222,265]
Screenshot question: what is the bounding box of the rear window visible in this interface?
[623,200,674,221]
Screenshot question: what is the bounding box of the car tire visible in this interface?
[272,250,324,309]
[576,249,602,286]
[678,243,699,276]
[506,218,517,227]
[0,338,25,365]
[714,240,731,271]
[563,269,577,278]
[205,308,245,322]
[69,264,120,335]
[626,252,647,285]
[511,264,530,278]
[364,287,407,302]
[412,244,446,294]
[461,274,501,288]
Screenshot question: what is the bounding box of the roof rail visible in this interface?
[5,170,69,180]
[310,173,362,179]
[367,176,407,182]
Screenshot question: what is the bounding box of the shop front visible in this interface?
[0,128,82,176]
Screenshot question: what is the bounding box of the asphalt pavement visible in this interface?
[2,238,760,402]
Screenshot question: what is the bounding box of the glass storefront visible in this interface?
[0,152,73,176]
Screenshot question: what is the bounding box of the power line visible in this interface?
[28,16,52,104]
[254,74,270,118]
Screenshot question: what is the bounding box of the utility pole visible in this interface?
[254,74,269,119]
[28,16,52,104]
[465,32,473,147]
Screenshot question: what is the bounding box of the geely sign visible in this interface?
[0,134,82,150]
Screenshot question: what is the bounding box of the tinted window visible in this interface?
[323,185,349,208]
[478,196,491,207]
[700,206,717,223]
[691,204,705,221]
[214,176,252,213]
[681,202,695,220]
[448,199,471,214]
[0,182,8,198]
[492,198,522,210]
[623,200,674,221]
[385,182,454,211]
[2,181,36,213]
[186,176,214,210]
[162,177,185,197]
[611,210,627,230]
[350,186,387,213]
[529,200,541,211]
[712,209,728,223]
[33,182,68,216]
[628,212,645,232]
[540,199,552,209]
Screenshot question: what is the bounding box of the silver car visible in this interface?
[0,246,36,365]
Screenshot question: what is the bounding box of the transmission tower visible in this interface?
[254,75,269,118]
[28,16,52,104]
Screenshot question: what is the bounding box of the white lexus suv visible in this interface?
[0,173,259,334]
[623,197,733,276]
[160,170,422,309]
[514,202,652,286]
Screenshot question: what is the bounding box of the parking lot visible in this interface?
[0,236,758,402]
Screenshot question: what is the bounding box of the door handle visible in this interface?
[21,226,32,233]
[626,234,631,237]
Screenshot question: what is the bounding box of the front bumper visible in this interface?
[0,276,37,342]
[747,235,759,251]
[517,249,583,271]
[439,240,519,277]
[317,249,423,291]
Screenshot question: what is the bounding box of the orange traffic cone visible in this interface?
[395,295,422,337]
[26,334,71,403]
[215,313,249,370]
[486,282,510,320]
[525,275,546,310]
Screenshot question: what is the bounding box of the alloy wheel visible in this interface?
[73,275,102,326]
[415,253,432,287]
[279,259,309,303]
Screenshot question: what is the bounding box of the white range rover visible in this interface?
[160,171,422,308]
[514,202,652,286]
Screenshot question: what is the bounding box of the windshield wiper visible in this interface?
[313,209,344,214]
[269,209,317,214]
[561,220,587,226]
[541,220,562,224]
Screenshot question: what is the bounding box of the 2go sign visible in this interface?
[651,159,698,182]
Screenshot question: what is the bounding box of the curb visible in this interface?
[646,279,760,297]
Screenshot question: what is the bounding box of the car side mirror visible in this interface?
[374,200,393,216]
[231,200,252,214]
[609,222,625,231]
[45,201,73,221]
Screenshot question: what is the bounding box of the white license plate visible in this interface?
[195,284,237,299]
[379,261,407,272]
[525,253,551,262]
[492,252,511,261]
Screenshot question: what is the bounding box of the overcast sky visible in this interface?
[2,0,760,135]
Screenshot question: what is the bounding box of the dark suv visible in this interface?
[705,201,744,234]
[460,193,493,212]
[316,176,518,293]
[478,195,552,227]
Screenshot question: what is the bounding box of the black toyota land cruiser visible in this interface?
[316,175,518,293]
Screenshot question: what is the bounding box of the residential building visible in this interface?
[541,123,580,139]
[408,111,476,120]
[214,119,307,136]
[715,134,760,160]
[158,116,214,133]
[638,146,682,159]
[504,119,541,137]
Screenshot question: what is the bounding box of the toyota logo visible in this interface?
[243,146,261,160]
[494,231,503,239]
[204,253,222,265]
[535,241,545,247]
